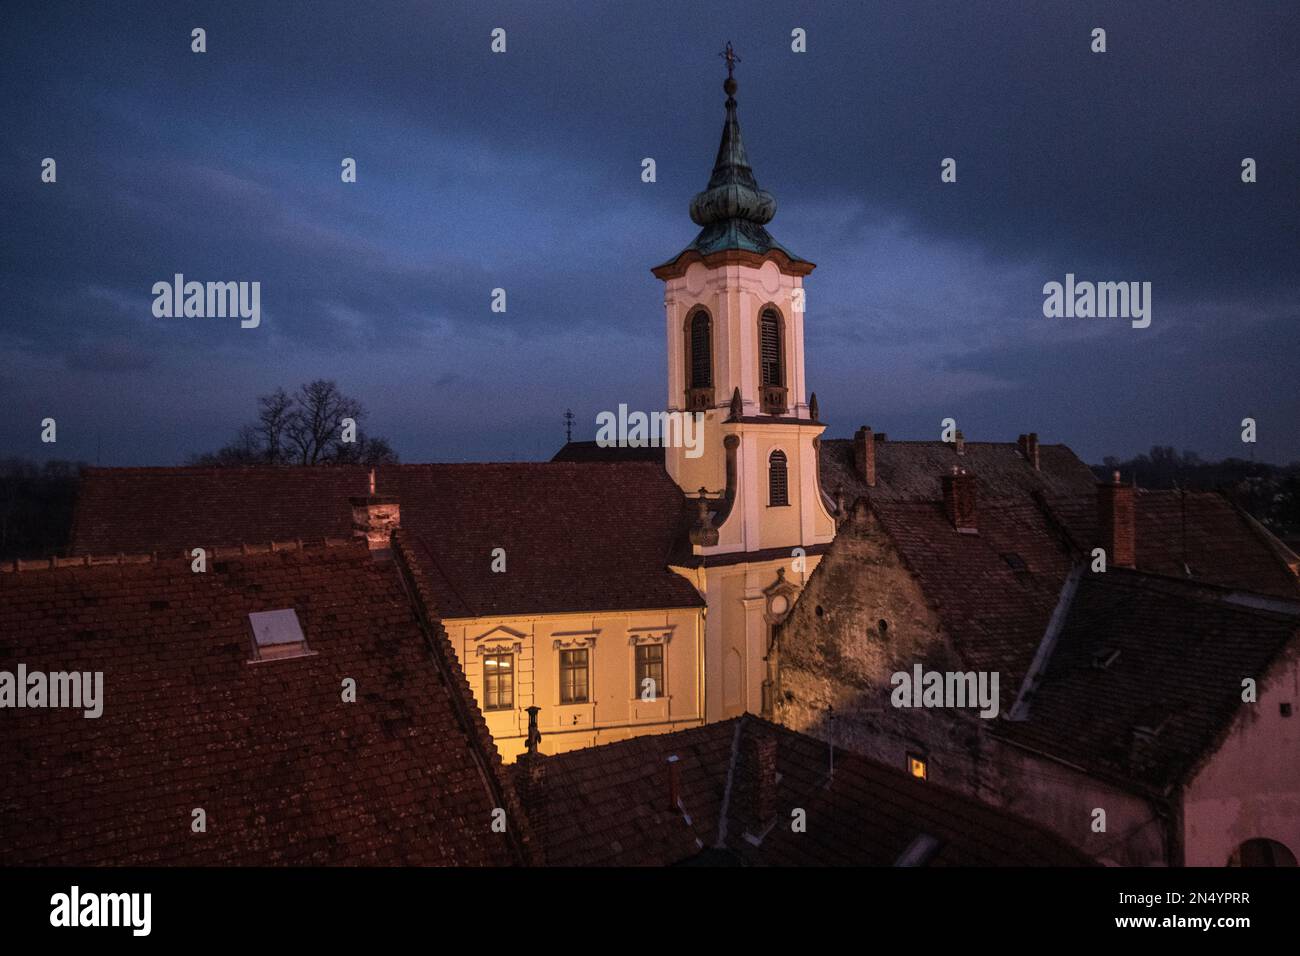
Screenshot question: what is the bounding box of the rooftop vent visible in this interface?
[248,609,313,662]
[894,833,943,867]
[1092,647,1121,670]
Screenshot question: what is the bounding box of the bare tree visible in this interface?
[189,379,399,467]
[256,388,294,464]
[284,380,362,465]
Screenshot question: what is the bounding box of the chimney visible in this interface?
[348,485,400,557]
[941,466,978,533]
[515,706,548,861]
[955,429,965,455]
[1017,433,1040,470]
[666,754,681,811]
[1098,470,1136,568]
[524,704,543,756]
[854,426,877,487]
[735,730,778,833]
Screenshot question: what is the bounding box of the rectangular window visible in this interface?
[559,648,589,704]
[635,644,665,700]
[483,654,514,711]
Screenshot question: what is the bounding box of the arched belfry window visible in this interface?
[769,450,789,506]
[685,309,714,411]
[759,308,787,414]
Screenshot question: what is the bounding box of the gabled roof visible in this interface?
[69,463,704,619]
[0,542,527,865]
[513,715,1094,866]
[867,497,1077,708]
[996,571,1300,791]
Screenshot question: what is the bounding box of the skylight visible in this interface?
[248,609,312,661]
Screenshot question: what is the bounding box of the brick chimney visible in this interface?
[735,730,778,834]
[666,754,681,811]
[349,476,400,557]
[1098,470,1136,568]
[941,466,978,533]
[853,426,877,487]
[514,706,548,861]
[1017,433,1041,470]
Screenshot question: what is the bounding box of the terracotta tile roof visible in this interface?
[69,465,370,555]
[1045,489,1300,599]
[820,439,1098,503]
[996,571,1300,791]
[513,715,1094,866]
[70,463,704,618]
[0,542,527,865]
[383,463,703,617]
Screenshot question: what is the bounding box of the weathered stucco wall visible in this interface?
[774,502,1006,801]
[775,501,1171,864]
[1183,644,1300,866]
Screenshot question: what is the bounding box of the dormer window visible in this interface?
[685,309,714,411]
[248,609,313,662]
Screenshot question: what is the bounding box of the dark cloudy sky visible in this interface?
[2,1,1297,466]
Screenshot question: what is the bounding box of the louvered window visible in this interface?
[769,450,789,506]
[689,311,712,388]
[760,309,783,387]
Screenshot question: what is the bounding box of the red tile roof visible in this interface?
[513,715,1094,866]
[69,465,369,554]
[1045,489,1300,599]
[0,542,528,865]
[70,463,704,618]
[996,571,1300,791]
[819,439,1099,503]
[382,463,703,618]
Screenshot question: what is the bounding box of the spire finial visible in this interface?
[719,41,740,96]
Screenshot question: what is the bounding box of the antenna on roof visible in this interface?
[564,408,575,443]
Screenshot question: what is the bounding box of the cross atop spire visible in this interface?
[720,41,740,79]
[719,42,740,98]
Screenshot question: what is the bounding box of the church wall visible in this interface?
[442,606,705,761]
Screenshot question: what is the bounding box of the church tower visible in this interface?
[654,46,836,721]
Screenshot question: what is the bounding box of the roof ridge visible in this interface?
[4,537,360,574]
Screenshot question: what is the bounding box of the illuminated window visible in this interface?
[907,753,928,781]
[483,654,514,711]
[635,644,665,699]
[559,648,589,704]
